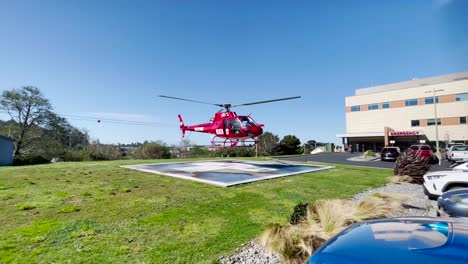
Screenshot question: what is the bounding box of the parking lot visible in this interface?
[280,152,450,171]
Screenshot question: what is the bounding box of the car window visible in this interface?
[420,146,431,150]
[453,146,468,151]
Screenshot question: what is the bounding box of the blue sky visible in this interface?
[0,0,467,145]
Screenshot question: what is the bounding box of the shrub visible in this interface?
[212,147,255,157]
[133,142,172,159]
[84,144,122,161]
[363,150,375,157]
[261,194,408,264]
[187,146,211,158]
[13,156,49,166]
[64,149,86,161]
[390,175,413,184]
[393,149,430,184]
[289,202,308,225]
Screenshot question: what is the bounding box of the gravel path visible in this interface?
[352,182,436,217]
[219,182,435,264]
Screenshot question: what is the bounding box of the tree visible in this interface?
[258,131,279,155]
[44,114,89,150]
[0,86,53,156]
[177,139,193,158]
[133,141,172,159]
[306,140,317,148]
[277,135,301,155]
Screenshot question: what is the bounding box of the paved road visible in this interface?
[279,153,451,172]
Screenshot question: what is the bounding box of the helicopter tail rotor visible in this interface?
[178,114,186,137]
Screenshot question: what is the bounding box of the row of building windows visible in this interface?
[456,93,468,101]
[351,102,390,112]
[350,92,468,112]
[405,97,440,106]
[411,117,467,127]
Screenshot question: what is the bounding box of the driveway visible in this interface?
[279,153,450,172]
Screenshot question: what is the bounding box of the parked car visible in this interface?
[438,188,468,217]
[448,145,468,163]
[409,144,438,163]
[446,142,464,151]
[448,162,468,172]
[307,217,468,264]
[446,145,462,161]
[423,170,468,200]
[380,147,400,161]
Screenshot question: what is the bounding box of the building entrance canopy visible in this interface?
[336,130,430,152]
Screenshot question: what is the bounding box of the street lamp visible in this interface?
[425,88,444,165]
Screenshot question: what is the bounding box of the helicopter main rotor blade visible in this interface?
[233,96,301,107]
[158,95,223,107]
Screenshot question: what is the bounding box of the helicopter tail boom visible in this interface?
[178,114,186,137]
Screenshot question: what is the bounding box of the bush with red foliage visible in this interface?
[393,149,430,184]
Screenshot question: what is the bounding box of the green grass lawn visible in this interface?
[0,159,391,263]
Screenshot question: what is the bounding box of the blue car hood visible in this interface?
[308,217,468,264]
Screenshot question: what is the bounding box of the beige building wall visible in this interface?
[345,75,468,142]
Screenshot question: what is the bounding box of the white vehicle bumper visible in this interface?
[423,180,442,199]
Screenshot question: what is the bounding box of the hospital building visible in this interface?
[337,71,468,152]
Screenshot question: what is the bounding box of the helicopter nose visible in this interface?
[254,126,263,136]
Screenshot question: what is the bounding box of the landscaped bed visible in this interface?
[0,158,390,263]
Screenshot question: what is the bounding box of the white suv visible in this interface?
[423,170,468,200]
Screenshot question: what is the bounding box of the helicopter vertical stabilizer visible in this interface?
[178,114,186,137]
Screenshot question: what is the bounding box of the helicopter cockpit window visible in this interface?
[239,117,257,127]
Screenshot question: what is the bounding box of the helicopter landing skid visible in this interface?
[210,137,257,148]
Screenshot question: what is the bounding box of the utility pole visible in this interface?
[425,88,444,165]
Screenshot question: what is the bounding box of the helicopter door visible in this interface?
[229,119,242,134]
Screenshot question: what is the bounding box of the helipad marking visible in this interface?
[121,160,333,187]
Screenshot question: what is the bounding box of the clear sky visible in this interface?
[0,0,467,145]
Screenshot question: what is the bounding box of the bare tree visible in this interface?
[0,86,53,156]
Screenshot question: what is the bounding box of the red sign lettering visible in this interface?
[389,131,422,136]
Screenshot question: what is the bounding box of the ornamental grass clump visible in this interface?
[352,193,408,221]
[260,193,408,264]
[390,175,414,184]
[307,199,354,237]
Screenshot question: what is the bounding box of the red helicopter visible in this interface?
[159,95,301,148]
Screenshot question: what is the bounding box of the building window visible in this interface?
[351,105,360,112]
[411,120,420,127]
[427,118,441,126]
[456,93,468,101]
[381,102,390,109]
[461,117,467,124]
[368,104,379,110]
[424,97,439,104]
[405,99,418,106]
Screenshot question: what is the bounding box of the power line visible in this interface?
[60,114,177,127]
[0,111,178,127]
